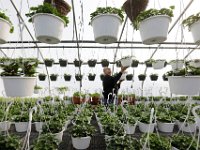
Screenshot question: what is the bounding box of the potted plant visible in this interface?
[131,59,139,67]
[0,58,38,97]
[152,59,167,69]
[150,73,158,81]
[44,58,54,67]
[72,91,85,104]
[177,115,196,133]
[69,123,96,149]
[0,134,21,150]
[63,73,71,81]
[126,74,133,81]
[122,0,149,22]
[0,107,11,132]
[14,112,29,132]
[50,74,58,81]
[162,74,168,81]
[115,60,121,67]
[120,56,132,67]
[57,86,68,95]
[43,0,71,16]
[0,11,14,44]
[59,58,68,67]
[171,134,200,150]
[90,7,124,44]
[32,133,59,150]
[138,74,146,81]
[144,59,153,67]
[87,59,97,67]
[133,6,174,44]
[88,73,96,81]
[74,59,83,67]
[90,93,100,105]
[189,59,200,68]
[32,114,45,132]
[124,115,137,134]
[38,73,46,81]
[100,73,105,81]
[34,85,42,94]
[75,74,83,81]
[169,59,184,70]
[182,12,200,44]
[26,3,69,44]
[101,59,109,67]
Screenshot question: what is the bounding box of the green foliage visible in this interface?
[0,134,21,150]
[0,11,14,33]
[90,92,100,98]
[26,3,69,26]
[57,86,68,93]
[34,85,42,90]
[32,133,58,150]
[73,91,85,98]
[133,6,174,30]
[182,12,200,31]
[90,7,124,23]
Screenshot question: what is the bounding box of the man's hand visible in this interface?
[120,66,128,73]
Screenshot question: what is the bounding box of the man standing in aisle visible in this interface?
[102,66,128,105]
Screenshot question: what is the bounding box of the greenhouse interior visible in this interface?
[0,0,200,149]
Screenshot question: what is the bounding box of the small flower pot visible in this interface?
[15,122,29,132]
[54,130,64,143]
[64,75,71,81]
[88,75,96,81]
[44,60,54,67]
[170,60,184,70]
[138,122,154,133]
[157,122,175,133]
[73,96,83,104]
[59,59,68,67]
[162,74,168,81]
[50,75,58,81]
[150,75,158,81]
[88,60,97,67]
[75,75,83,81]
[138,75,146,81]
[152,60,166,69]
[34,89,40,94]
[0,18,12,44]
[131,60,139,67]
[124,123,137,134]
[34,122,44,132]
[0,121,11,131]
[145,61,152,67]
[38,74,46,81]
[178,122,196,133]
[90,97,100,105]
[126,74,133,81]
[101,60,109,67]
[72,136,91,149]
[74,60,82,67]
[121,57,132,67]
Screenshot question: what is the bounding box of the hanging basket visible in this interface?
[101,60,109,67]
[75,75,83,81]
[88,59,97,67]
[1,77,36,97]
[91,14,122,44]
[64,74,71,81]
[32,13,65,44]
[122,0,149,22]
[139,15,171,45]
[152,60,166,69]
[120,57,132,67]
[59,59,68,67]
[190,20,200,44]
[38,74,46,81]
[72,136,91,149]
[88,75,96,81]
[131,59,139,67]
[157,122,175,133]
[150,75,158,81]
[126,74,133,81]
[0,18,12,44]
[50,75,58,81]
[138,74,146,81]
[168,76,200,95]
[170,60,184,70]
[74,60,83,67]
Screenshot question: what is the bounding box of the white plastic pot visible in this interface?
[91,14,122,44]
[15,122,28,132]
[0,18,12,44]
[157,122,175,132]
[120,57,132,67]
[34,89,39,94]
[72,136,91,149]
[124,123,136,134]
[168,76,200,95]
[0,121,11,131]
[1,77,36,97]
[170,61,184,70]
[139,15,171,45]
[152,60,166,69]
[105,135,112,141]
[54,130,64,143]
[190,20,200,44]
[34,122,43,132]
[189,60,200,68]
[178,122,196,133]
[32,13,65,44]
[138,122,154,133]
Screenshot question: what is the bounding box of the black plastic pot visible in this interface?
[138,75,146,81]
[64,75,71,81]
[75,75,83,81]
[116,61,121,67]
[44,60,54,67]
[50,75,58,81]
[88,60,97,67]
[162,74,168,81]
[38,74,46,81]
[59,59,68,67]
[131,60,139,67]
[145,61,152,67]
[101,60,109,67]
[126,74,133,81]
[74,60,82,67]
[88,75,96,81]
[150,75,158,81]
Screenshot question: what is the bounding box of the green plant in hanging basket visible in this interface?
[101,59,109,67]
[75,74,83,81]
[182,12,200,31]
[59,58,68,67]
[38,73,46,81]
[133,6,175,30]
[25,3,69,26]
[0,11,14,33]
[88,73,96,81]
[64,73,71,81]
[50,74,58,81]
[138,74,146,81]
[90,7,124,23]
[150,73,158,81]
[87,59,97,67]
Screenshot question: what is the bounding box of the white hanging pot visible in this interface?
[189,59,200,68]
[34,122,43,132]
[138,122,154,133]
[152,60,166,69]
[53,129,64,143]
[0,121,11,131]
[139,15,171,45]
[0,18,12,44]
[190,20,200,44]
[170,61,184,70]
[1,77,36,97]
[168,76,200,95]
[124,123,137,134]
[157,122,175,133]
[91,14,122,44]
[72,136,91,149]
[34,89,40,94]
[15,122,28,132]
[32,13,65,44]
[120,57,132,67]
[178,122,196,133]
